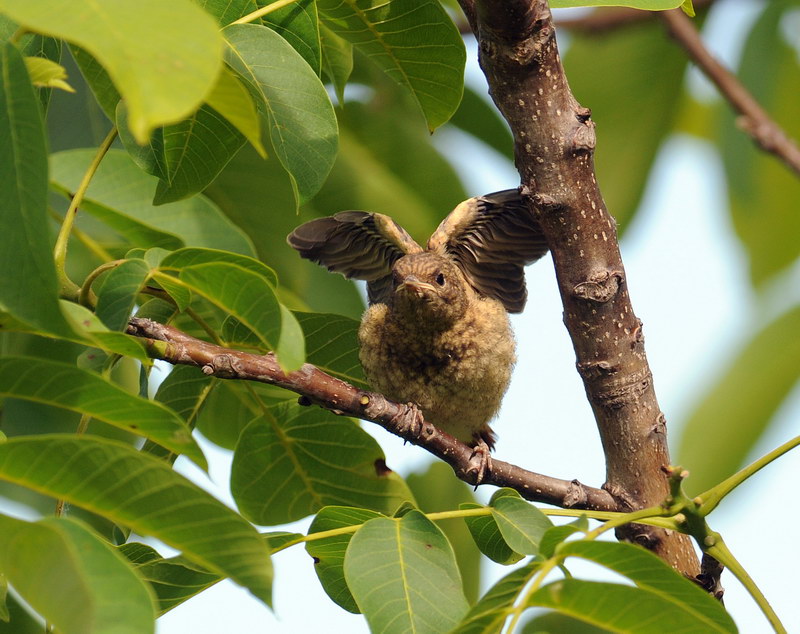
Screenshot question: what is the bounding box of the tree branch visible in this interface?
[465,0,699,574]
[556,0,715,35]
[127,317,616,511]
[661,8,800,176]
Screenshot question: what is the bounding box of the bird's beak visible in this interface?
[397,275,435,298]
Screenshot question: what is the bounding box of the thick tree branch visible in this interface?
[127,317,616,511]
[661,8,800,176]
[466,0,699,574]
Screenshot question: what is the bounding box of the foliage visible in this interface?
[0,0,798,632]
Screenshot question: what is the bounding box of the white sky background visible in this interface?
[158,3,800,632]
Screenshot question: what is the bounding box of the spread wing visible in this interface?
[287,211,423,305]
[427,189,548,313]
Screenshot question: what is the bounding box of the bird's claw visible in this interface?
[467,440,493,487]
[390,402,425,443]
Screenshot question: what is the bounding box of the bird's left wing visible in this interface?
[287,211,423,305]
[427,189,548,313]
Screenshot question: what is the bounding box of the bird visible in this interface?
[287,189,548,482]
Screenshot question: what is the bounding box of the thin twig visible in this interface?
[661,8,800,176]
[126,317,617,511]
[556,1,715,35]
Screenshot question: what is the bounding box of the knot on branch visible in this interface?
[202,354,239,378]
[570,117,596,154]
[564,479,589,508]
[573,270,624,303]
[576,359,619,380]
[530,192,566,214]
[651,413,667,435]
[590,367,652,410]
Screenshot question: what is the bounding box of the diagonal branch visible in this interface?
[556,0,715,35]
[464,0,700,574]
[661,8,800,176]
[127,317,616,511]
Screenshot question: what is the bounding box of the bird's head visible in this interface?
[390,253,471,327]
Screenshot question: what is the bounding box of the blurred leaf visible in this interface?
[0,42,72,338]
[119,542,220,615]
[320,24,352,103]
[563,21,687,232]
[0,515,156,634]
[1,0,222,142]
[720,1,800,284]
[50,149,256,255]
[261,0,321,76]
[306,506,384,613]
[224,23,338,205]
[456,561,539,634]
[0,356,204,467]
[0,20,62,112]
[294,311,367,387]
[406,462,482,604]
[231,401,413,524]
[449,85,513,159]
[559,541,735,631]
[523,611,612,633]
[344,511,469,632]
[529,580,732,632]
[491,495,553,556]
[679,306,800,494]
[0,435,273,606]
[23,56,73,92]
[318,0,465,131]
[95,258,151,331]
[206,64,266,157]
[552,0,684,7]
[69,45,119,119]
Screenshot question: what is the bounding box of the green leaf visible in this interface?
[0,435,273,606]
[461,502,523,566]
[0,357,205,468]
[306,506,384,613]
[206,64,266,158]
[557,541,736,632]
[224,23,338,205]
[197,0,257,25]
[538,516,588,559]
[529,580,732,633]
[345,511,468,632]
[678,306,800,494]
[50,149,256,256]
[231,401,413,525]
[160,247,278,286]
[196,382,279,450]
[0,591,41,633]
[491,495,553,556]
[0,42,72,338]
[0,515,156,634]
[551,0,684,7]
[406,462,481,604]
[96,258,151,331]
[69,45,120,119]
[261,0,321,76]
[318,0,465,131]
[320,23,353,103]
[2,0,222,142]
[455,561,540,634]
[294,311,367,387]
[119,542,220,615]
[523,612,612,633]
[720,1,800,284]
[562,19,688,232]
[23,56,73,92]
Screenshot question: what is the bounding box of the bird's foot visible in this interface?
[467,439,493,487]
[389,402,425,443]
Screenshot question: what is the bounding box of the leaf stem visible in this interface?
[79,259,126,308]
[231,0,300,25]
[53,126,118,300]
[505,558,559,634]
[698,433,800,515]
[706,538,786,634]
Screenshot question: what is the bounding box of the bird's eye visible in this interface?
[435,273,445,286]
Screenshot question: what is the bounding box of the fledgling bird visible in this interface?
[287,190,548,481]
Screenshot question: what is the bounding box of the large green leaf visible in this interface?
[50,149,256,255]
[69,45,119,119]
[563,20,687,232]
[0,42,72,337]
[491,494,553,556]
[197,0,256,25]
[294,311,366,387]
[0,515,156,634]
[0,357,205,467]
[205,64,265,157]
[344,511,469,632]
[160,247,278,286]
[317,0,465,131]
[678,306,800,494]
[224,23,338,205]
[720,1,800,284]
[306,506,384,613]
[261,0,321,76]
[0,435,273,606]
[95,258,151,331]
[320,23,352,103]
[231,402,413,525]
[0,0,222,142]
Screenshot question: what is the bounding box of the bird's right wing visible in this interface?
[287,212,423,305]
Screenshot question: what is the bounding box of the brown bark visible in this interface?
[467,0,699,575]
